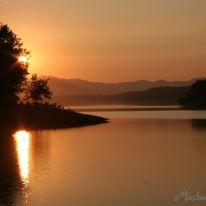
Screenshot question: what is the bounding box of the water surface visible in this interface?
[1,109,206,206]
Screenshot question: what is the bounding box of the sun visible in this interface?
[18,56,28,64]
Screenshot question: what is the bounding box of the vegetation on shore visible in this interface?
[0,24,107,130]
[179,79,206,109]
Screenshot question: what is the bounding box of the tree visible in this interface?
[179,79,206,109]
[0,24,29,106]
[24,74,52,104]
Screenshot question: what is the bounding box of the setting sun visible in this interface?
[18,56,28,64]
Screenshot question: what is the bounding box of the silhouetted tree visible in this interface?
[179,79,206,109]
[0,24,29,106]
[24,74,52,104]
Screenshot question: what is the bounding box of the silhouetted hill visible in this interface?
[52,86,190,106]
[180,79,206,109]
[118,86,190,105]
[43,76,203,95]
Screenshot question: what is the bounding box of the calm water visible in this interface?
[1,109,206,206]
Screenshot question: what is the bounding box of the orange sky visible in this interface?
[1,0,206,82]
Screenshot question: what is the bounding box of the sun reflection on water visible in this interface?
[14,130,31,185]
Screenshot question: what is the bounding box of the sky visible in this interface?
[1,0,206,82]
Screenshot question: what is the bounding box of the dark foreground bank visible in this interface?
[0,104,108,130]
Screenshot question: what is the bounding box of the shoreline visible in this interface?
[72,106,182,112]
[0,104,108,131]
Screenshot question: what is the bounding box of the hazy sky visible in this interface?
[1,0,206,82]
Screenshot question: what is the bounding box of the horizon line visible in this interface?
[39,75,206,84]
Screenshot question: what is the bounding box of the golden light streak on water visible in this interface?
[14,130,31,185]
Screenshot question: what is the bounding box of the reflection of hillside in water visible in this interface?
[0,128,21,206]
[191,119,206,130]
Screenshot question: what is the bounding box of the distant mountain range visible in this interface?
[44,76,203,95]
[52,86,190,106]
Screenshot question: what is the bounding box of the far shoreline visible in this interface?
[71,105,181,112]
[71,105,206,112]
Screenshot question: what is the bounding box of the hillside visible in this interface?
[52,86,190,106]
[118,86,189,105]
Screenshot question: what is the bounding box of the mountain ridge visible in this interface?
[41,75,204,95]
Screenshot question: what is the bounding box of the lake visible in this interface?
[1,108,206,206]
